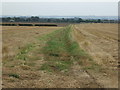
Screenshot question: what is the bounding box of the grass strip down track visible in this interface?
[40,25,99,73]
[14,25,100,73]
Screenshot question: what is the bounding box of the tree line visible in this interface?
[0,16,118,23]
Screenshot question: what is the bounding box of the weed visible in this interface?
[24,62,36,67]
[9,73,20,78]
[40,63,53,72]
[16,44,35,60]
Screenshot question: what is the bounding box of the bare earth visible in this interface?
[2,24,118,88]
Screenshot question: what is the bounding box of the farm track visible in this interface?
[2,24,118,88]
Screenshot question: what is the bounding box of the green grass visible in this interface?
[16,44,35,60]
[42,25,82,55]
[9,73,20,78]
[39,25,95,72]
[40,60,72,72]
[40,63,53,72]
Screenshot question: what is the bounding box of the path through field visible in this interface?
[2,24,118,88]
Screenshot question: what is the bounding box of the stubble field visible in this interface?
[2,23,118,88]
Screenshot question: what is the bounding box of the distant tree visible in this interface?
[47,19,51,22]
[30,16,40,22]
[97,19,101,23]
[77,18,83,23]
[2,17,11,22]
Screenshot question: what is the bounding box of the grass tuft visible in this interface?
[9,73,20,78]
[16,44,35,60]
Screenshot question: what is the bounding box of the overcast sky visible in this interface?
[2,2,118,16]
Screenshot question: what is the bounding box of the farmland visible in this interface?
[2,23,118,88]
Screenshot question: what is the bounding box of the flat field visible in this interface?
[2,24,118,88]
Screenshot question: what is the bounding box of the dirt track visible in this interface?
[73,23,118,88]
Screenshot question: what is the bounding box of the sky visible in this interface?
[1,2,118,16]
[1,0,119,2]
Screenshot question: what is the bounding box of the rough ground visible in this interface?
[73,23,118,88]
[2,24,118,88]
